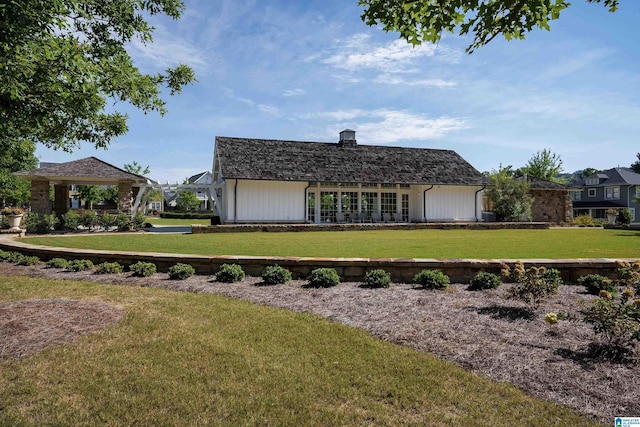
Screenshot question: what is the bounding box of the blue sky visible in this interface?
[36,0,640,184]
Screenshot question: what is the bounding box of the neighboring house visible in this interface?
[212,130,489,224]
[570,168,640,223]
[164,171,213,211]
[518,176,573,223]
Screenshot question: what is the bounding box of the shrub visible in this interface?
[577,274,616,296]
[168,263,195,280]
[0,250,15,262]
[132,212,146,230]
[502,261,561,309]
[159,212,213,219]
[1,251,25,263]
[364,269,391,288]
[62,210,80,231]
[80,210,98,230]
[261,265,291,285]
[95,262,124,274]
[413,269,450,290]
[216,263,245,283]
[582,287,640,357]
[573,214,596,227]
[129,261,157,277]
[98,213,116,231]
[24,212,59,234]
[308,268,340,288]
[17,255,41,266]
[68,259,94,272]
[46,258,70,269]
[617,208,633,226]
[616,261,640,291]
[115,212,132,231]
[468,271,502,291]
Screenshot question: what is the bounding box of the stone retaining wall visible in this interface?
[0,237,632,284]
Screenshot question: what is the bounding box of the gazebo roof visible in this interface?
[14,157,148,185]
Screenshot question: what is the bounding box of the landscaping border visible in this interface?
[0,234,635,283]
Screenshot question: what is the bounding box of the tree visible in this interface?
[578,167,601,179]
[485,166,532,221]
[520,149,565,183]
[176,191,200,212]
[359,0,619,53]
[631,153,640,174]
[1,0,196,152]
[0,139,38,207]
[124,161,151,177]
[75,185,104,210]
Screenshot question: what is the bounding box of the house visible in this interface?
[164,171,213,211]
[211,130,489,224]
[570,168,640,223]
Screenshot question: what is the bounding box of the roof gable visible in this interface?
[214,137,488,186]
[15,157,147,183]
[573,168,640,187]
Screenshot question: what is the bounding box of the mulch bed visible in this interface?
[1,262,638,422]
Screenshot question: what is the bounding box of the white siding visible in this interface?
[225,180,307,222]
[414,185,482,221]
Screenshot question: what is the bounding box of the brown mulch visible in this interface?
[1,262,638,422]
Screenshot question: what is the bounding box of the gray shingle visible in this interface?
[215,137,489,186]
[15,157,146,182]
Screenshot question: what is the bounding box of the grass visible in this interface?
[143,217,211,226]
[22,228,640,259]
[0,276,603,426]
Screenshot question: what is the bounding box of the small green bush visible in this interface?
[168,263,195,280]
[364,269,391,288]
[98,213,116,231]
[0,250,14,262]
[62,210,80,231]
[216,263,245,283]
[413,269,450,290]
[617,208,633,226]
[578,274,616,295]
[469,271,502,291]
[502,262,562,309]
[573,214,596,227]
[68,259,94,272]
[25,212,59,234]
[46,258,70,269]
[2,251,25,263]
[80,210,98,230]
[616,261,640,291]
[129,261,157,277]
[132,212,146,230]
[308,268,340,288]
[261,265,291,285]
[95,262,124,274]
[17,255,41,266]
[115,212,132,231]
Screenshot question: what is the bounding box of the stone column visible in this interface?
[54,184,70,217]
[30,180,51,214]
[118,181,133,215]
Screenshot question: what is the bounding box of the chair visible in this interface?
[335,212,346,223]
[371,212,381,223]
[393,212,404,223]
[350,212,362,223]
[382,212,392,223]
[360,212,372,223]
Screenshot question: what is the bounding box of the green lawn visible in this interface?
[22,228,640,259]
[0,276,602,426]
[144,216,211,226]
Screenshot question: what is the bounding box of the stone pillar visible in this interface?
[118,181,133,215]
[54,184,70,218]
[30,180,51,214]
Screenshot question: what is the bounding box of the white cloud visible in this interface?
[128,36,208,72]
[373,74,457,87]
[222,88,281,117]
[283,88,307,97]
[304,109,467,144]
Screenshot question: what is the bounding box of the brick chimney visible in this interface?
[338,129,357,147]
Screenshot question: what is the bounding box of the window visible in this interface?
[588,188,596,197]
[399,184,410,189]
[569,191,581,201]
[381,183,396,188]
[605,186,620,200]
[150,201,161,211]
[586,178,599,185]
[380,192,397,215]
[340,192,358,214]
[361,192,378,214]
[361,183,378,188]
[636,187,640,199]
[307,192,315,223]
[629,208,636,222]
[320,191,337,222]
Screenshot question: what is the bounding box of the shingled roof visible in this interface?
[14,157,147,184]
[215,136,489,186]
[516,175,569,190]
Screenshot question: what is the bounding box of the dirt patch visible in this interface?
[1,262,637,422]
[0,297,125,360]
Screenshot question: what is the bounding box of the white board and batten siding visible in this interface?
[414,185,484,221]
[224,179,307,222]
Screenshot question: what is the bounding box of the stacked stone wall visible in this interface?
[530,190,572,223]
